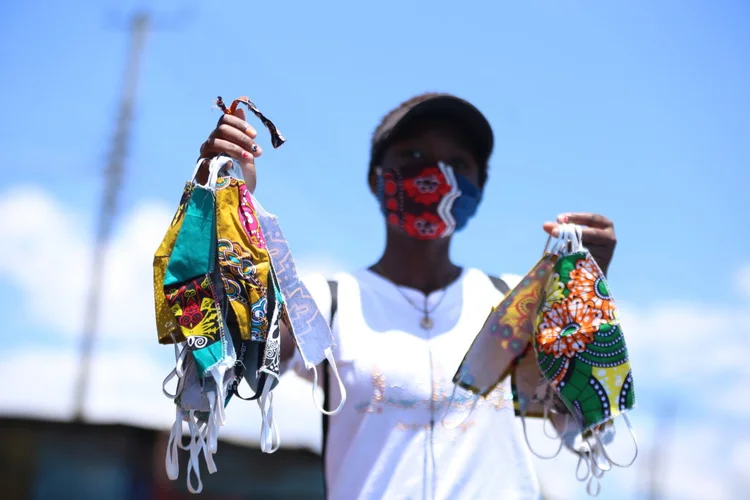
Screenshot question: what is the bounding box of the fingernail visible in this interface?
[242,151,250,159]
[245,126,256,137]
[563,216,569,223]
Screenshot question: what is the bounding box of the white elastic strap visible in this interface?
[440,384,480,430]
[162,369,180,399]
[576,447,592,482]
[198,421,218,474]
[191,156,230,190]
[310,348,347,416]
[258,375,281,454]
[541,398,561,439]
[210,367,230,427]
[575,224,584,251]
[185,411,204,494]
[175,344,188,378]
[594,414,639,468]
[165,407,184,480]
[519,403,564,460]
[162,347,188,399]
[588,434,612,473]
[205,390,219,454]
[586,473,602,497]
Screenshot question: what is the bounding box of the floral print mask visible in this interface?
[532,224,638,495]
[376,162,481,240]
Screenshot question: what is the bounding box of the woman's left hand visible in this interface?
[543,213,617,275]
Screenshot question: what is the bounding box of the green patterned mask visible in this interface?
[532,224,637,495]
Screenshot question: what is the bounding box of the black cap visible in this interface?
[369,93,494,186]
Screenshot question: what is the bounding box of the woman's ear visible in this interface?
[368,167,379,196]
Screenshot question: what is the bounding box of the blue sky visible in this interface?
[1,1,749,498]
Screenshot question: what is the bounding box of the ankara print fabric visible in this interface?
[164,274,228,375]
[154,182,193,344]
[453,254,558,396]
[377,162,479,240]
[215,176,273,342]
[534,251,635,431]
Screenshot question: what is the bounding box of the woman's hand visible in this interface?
[198,107,263,192]
[543,213,617,275]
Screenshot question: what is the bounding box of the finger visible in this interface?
[559,212,614,230]
[542,221,560,237]
[233,107,246,121]
[200,137,255,162]
[581,227,616,245]
[212,123,263,157]
[216,112,257,139]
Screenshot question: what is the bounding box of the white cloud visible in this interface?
[2,185,750,498]
[0,185,173,340]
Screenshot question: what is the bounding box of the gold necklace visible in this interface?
[373,264,449,330]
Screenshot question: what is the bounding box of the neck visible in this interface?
[373,227,461,294]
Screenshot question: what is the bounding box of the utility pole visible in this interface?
[72,12,150,421]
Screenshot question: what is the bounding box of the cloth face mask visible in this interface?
[531,224,638,495]
[376,162,481,240]
[534,225,635,433]
[453,253,559,397]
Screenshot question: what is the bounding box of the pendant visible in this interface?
[420,315,434,330]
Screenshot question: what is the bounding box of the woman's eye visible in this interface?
[403,149,424,159]
[451,160,468,171]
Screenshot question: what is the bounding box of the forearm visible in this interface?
[280,321,296,363]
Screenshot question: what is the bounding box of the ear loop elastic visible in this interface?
[441,384,481,430]
[518,382,566,460]
[310,348,347,416]
[258,375,281,453]
[591,413,639,469]
[162,335,188,399]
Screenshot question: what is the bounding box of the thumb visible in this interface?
[232,107,246,121]
[542,221,560,237]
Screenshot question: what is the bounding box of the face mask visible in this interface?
[452,253,559,398]
[160,158,238,494]
[154,182,193,344]
[531,224,638,495]
[250,193,347,417]
[376,162,481,240]
[155,97,347,492]
[215,176,273,343]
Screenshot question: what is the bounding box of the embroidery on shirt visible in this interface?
[355,364,513,417]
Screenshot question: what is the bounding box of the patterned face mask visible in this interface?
[249,194,347,416]
[531,224,638,495]
[375,162,481,240]
[155,96,347,493]
[452,254,559,397]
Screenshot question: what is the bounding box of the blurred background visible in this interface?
[0,0,748,499]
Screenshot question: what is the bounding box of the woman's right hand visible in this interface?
[198,107,263,193]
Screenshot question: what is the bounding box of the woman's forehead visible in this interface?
[390,118,476,153]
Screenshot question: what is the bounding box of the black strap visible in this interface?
[488,275,511,295]
[321,280,337,497]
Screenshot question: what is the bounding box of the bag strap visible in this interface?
[321,280,337,496]
[488,275,511,295]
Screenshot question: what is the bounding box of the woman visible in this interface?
[198,93,617,499]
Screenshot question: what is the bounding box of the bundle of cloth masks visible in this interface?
[449,224,637,496]
[152,97,346,494]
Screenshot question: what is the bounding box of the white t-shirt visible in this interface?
[286,267,541,500]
